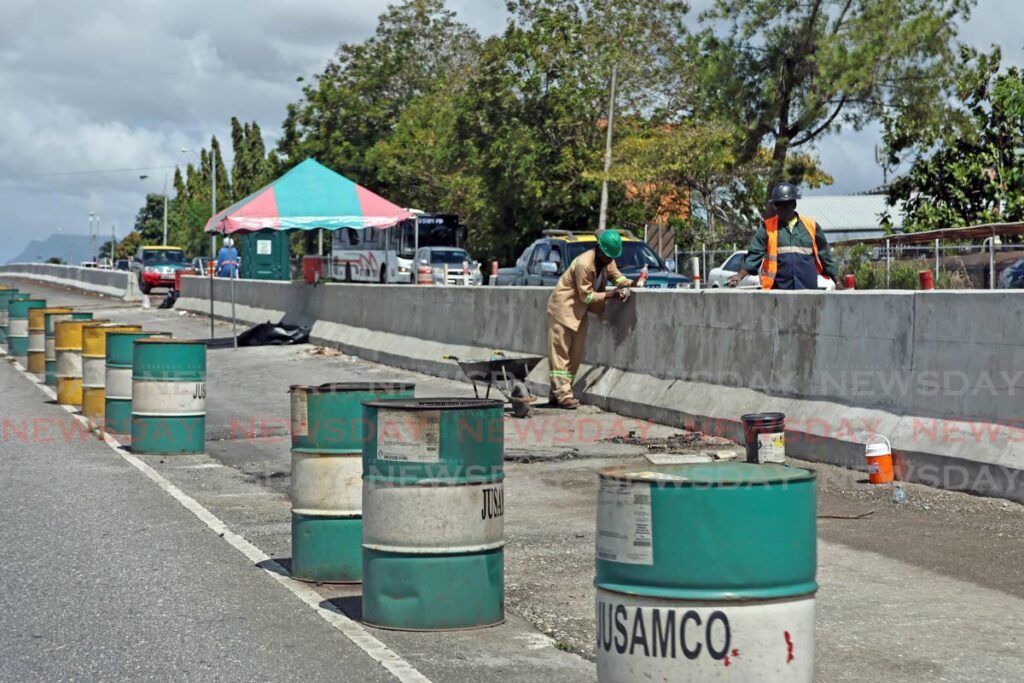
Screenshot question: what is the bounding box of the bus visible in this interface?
[329,212,462,284]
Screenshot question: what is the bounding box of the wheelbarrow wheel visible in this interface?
[510,381,531,418]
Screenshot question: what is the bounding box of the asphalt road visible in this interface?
[0,361,394,682]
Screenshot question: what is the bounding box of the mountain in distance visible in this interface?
[5,233,99,265]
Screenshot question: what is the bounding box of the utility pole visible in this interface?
[163,174,169,246]
[209,151,217,340]
[598,64,618,233]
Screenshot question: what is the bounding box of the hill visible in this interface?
[5,234,99,265]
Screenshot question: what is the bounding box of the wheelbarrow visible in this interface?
[444,353,543,418]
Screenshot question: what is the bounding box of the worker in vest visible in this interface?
[546,229,632,409]
[216,237,239,278]
[728,182,844,290]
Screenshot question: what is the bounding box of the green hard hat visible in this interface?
[597,229,623,259]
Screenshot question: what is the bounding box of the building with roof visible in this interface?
[797,193,905,242]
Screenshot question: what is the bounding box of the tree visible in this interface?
[133,194,166,244]
[113,231,142,260]
[278,0,480,184]
[689,0,975,185]
[45,257,64,265]
[371,0,692,261]
[886,48,1024,230]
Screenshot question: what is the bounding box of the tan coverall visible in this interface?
[546,250,629,402]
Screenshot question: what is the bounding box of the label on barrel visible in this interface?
[376,409,441,463]
[597,479,653,565]
[290,391,309,437]
[596,590,816,682]
[756,432,786,464]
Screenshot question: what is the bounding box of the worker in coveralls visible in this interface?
[216,237,239,278]
[729,182,844,290]
[546,230,631,409]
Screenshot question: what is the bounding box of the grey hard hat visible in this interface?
[770,182,800,204]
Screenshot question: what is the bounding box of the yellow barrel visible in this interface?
[29,308,72,380]
[55,319,110,406]
[82,323,142,425]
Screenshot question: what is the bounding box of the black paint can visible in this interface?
[741,412,786,464]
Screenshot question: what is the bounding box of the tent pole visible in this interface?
[231,265,237,349]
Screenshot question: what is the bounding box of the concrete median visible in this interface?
[0,264,142,301]
[178,275,1024,502]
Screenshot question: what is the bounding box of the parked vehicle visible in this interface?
[998,257,1024,289]
[331,212,463,284]
[79,261,98,268]
[191,256,214,274]
[707,250,836,290]
[132,246,190,294]
[493,230,690,289]
[414,247,483,285]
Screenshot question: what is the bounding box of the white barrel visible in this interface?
[132,380,206,416]
[56,350,82,378]
[82,356,106,390]
[596,589,815,682]
[8,318,28,337]
[28,330,45,353]
[362,480,504,553]
[0,309,8,326]
[290,451,362,517]
[104,366,133,401]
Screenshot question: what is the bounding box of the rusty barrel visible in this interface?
[55,319,110,406]
[82,323,142,426]
[289,382,416,583]
[361,398,505,630]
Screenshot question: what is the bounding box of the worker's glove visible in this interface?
[615,288,631,302]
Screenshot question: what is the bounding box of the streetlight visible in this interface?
[88,212,98,264]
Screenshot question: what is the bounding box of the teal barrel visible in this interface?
[289,382,415,583]
[595,462,817,682]
[0,288,20,351]
[105,331,172,434]
[45,311,91,386]
[130,339,207,454]
[8,298,46,365]
[361,398,505,630]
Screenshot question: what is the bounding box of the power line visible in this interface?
[14,164,179,179]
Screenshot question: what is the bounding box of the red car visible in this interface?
[133,246,190,294]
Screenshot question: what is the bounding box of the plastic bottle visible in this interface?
[637,264,649,288]
[891,485,908,505]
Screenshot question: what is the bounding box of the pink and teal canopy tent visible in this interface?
[204,158,413,234]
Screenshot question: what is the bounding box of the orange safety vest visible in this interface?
[759,215,824,290]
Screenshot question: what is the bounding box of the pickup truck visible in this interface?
[494,232,690,289]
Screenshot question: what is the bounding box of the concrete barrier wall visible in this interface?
[0,263,141,300]
[179,276,1024,501]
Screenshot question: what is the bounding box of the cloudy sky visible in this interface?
[0,1,1020,262]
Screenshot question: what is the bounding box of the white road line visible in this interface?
[13,361,430,683]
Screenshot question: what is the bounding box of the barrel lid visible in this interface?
[741,412,786,423]
[290,381,415,394]
[108,330,171,337]
[600,462,815,486]
[40,307,74,314]
[362,397,504,411]
[135,337,206,345]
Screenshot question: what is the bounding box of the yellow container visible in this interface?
[55,319,110,407]
[28,308,72,380]
[81,323,142,425]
